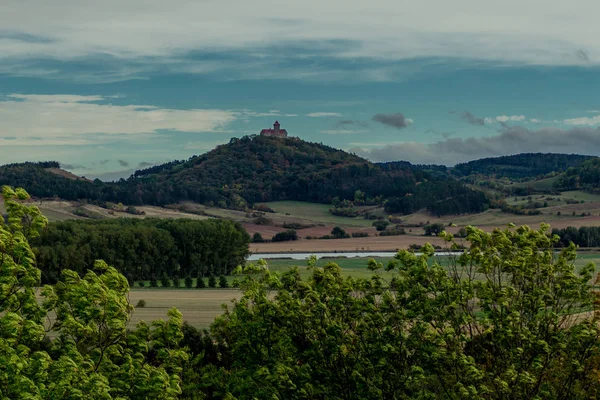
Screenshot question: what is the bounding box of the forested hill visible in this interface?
[452,153,595,180]
[0,135,488,215]
[554,158,600,192]
[126,135,437,207]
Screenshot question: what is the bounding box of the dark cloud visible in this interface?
[371,113,412,129]
[461,111,485,126]
[98,159,110,165]
[117,159,129,167]
[1,136,17,140]
[137,161,155,168]
[61,163,90,170]
[336,120,368,128]
[576,49,590,63]
[351,126,600,166]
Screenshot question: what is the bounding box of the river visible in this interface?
[248,251,460,261]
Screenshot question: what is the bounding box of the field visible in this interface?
[127,251,600,329]
[261,201,376,227]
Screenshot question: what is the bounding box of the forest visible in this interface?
[0,135,490,216]
[554,158,600,192]
[3,186,600,399]
[452,153,594,180]
[33,218,250,284]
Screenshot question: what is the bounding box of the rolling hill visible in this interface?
[0,135,488,216]
[452,153,595,180]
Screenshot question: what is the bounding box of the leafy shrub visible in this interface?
[272,229,298,242]
[135,299,147,308]
[352,232,369,238]
[331,227,350,238]
[185,275,193,288]
[379,228,406,236]
[219,276,229,288]
[253,216,273,225]
[372,220,390,231]
[208,275,217,288]
[252,232,265,243]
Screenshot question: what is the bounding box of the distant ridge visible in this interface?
[452,153,596,180]
[0,135,491,216]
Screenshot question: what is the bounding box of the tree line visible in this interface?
[553,225,600,248]
[32,217,250,284]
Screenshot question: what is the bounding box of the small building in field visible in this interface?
[260,121,288,138]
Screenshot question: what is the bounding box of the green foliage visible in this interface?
[271,229,298,242]
[423,222,445,236]
[150,277,158,287]
[218,276,229,288]
[136,299,147,308]
[252,232,264,243]
[0,186,190,399]
[330,226,349,238]
[196,276,206,289]
[453,153,594,180]
[161,273,171,288]
[185,275,193,288]
[555,157,600,192]
[207,224,600,399]
[208,275,217,288]
[372,219,390,231]
[351,231,369,238]
[378,228,406,236]
[33,217,250,283]
[385,179,489,216]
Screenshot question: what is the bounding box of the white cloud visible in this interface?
[0,94,236,144]
[495,115,526,122]
[4,0,599,81]
[530,118,542,123]
[563,115,600,126]
[307,112,342,117]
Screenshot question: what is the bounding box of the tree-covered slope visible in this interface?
[0,161,103,199]
[452,153,594,180]
[554,157,600,192]
[0,135,489,215]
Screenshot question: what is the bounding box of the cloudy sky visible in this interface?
[2,0,600,179]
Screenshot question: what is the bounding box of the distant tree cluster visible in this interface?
[384,180,489,216]
[553,225,600,248]
[555,158,600,192]
[33,218,250,283]
[453,153,594,180]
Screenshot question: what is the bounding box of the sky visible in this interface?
[2,0,600,179]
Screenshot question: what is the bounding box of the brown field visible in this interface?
[127,289,241,329]
[251,234,448,253]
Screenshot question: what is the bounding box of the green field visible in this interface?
[129,252,600,329]
[262,200,374,227]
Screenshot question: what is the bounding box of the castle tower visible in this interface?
[260,120,288,138]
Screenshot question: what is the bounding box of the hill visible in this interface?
[554,158,600,192]
[0,135,488,216]
[452,153,595,180]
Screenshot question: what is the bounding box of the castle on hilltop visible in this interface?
[260,121,288,138]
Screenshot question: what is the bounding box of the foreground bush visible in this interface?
[200,224,600,399]
[0,187,189,399]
